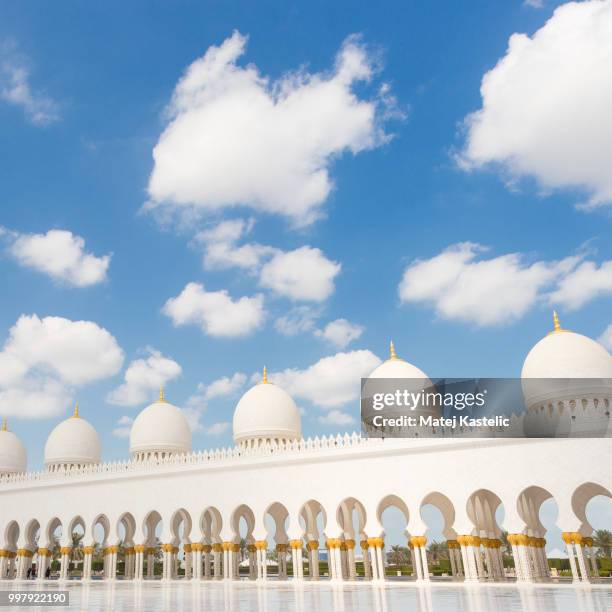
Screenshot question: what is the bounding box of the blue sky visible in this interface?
[0,0,611,545]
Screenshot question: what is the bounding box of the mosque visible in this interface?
[0,315,610,585]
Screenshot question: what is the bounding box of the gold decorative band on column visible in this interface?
[359,540,369,550]
[276,543,288,553]
[124,547,135,555]
[60,547,72,555]
[344,539,356,550]
[457,535,481,547]
[307,540,319,551]
[134,545,146,553]
[183,543,192,553]
[146,547,157,555]
[583,537,593,547]
[212,543,223,553]
[255,540,267,551]
[482,538,501,549]
[446,540,459,549]
[232,543,240,553]
[0,550,9,558]
[289,540,302,550]
[103,545,119,555]
[161,544,178,553]
[37,548,53,557]
[410,535,427,547]
[202,545,212,553]
[561,532,583,545]
[247,544,257,553]
[190,543,203,552]
[367,537,384,548]
[326,538,341,549]
[221,542,232,552]
[82,546,95,555]
[17,549,33,558]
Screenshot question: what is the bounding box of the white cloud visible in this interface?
[315,318,364,349]
[259,246,341,301]
[4,228,110,287]
[0,314,124,419]
[0,47,59,125]
[549,261,612,311]
[107,348,182,407]
[459,0,612,209]
[112,416,133,438]
[163,282,265,337]
[524,0,544,8]
[274,306,321,336]
[318,410,355,426]
[204,421,230,436]
[183,373,245,432]
[194,218,275,272]
[146,31,397,226]
[598,325,612,350]
[398,242,582,326]
[268,349,381,408]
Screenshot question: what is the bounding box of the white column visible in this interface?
[308,542,319,580]
[574,541,590,583]
[361,542,371,581]
[346,541,356,580]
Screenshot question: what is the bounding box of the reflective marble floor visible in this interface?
[1,580,610,612]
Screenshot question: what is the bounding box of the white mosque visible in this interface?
[0,315,610,586]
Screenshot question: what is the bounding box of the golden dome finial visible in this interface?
[390,340,398,360]
[262,366,268,384]
[73,402,80,418]
[553,310,561,333]
[159,385,166,403]
[1,417,7,432]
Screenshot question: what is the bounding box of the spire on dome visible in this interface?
[159,385,166,403]
[1,417,6,431]
[73,402,80,418]
[389,341,398,360]
[262,366,268,384]
[553,310,561,332]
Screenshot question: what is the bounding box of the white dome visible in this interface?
[369,345,431,380]
[0,421,27,474]
[233,371,301,446]
[130,391,192,458]
[44,407,101,468]
[521,314,612,408]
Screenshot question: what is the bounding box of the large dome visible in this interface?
[129,389,192,460]
[0,419,27,475]
[233,369,301,448]
[44,405,101,471]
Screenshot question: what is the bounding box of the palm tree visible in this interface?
[593,529,611,557]
[427,540,447,565]
[71,532,84,564]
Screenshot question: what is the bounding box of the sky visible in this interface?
[0,1,611,547]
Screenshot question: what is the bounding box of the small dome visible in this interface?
[522,313,612,411]
[0,419,27,475]
[130,389,192,459]
[368,342,431,380]
[233,368,301,447]
[44,405,101,470]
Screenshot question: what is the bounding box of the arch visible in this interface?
[67,515,86,538]
[230,504,256,543]
[571,482,612,534]
[142,510,162,545]
[90,514,110,546]
[117,512,137,545]
[170,508,192,545]
[299,500,327,543]
[45,517,62,547]
[264,502,290,544]
[23,519,40,550]
[3,520,20,550]
[200,507,222,544]
[336,497,367,541]
[517,486,555,536]
[467,489,504,538]
[377,494,409,526]
[420,491,457,540]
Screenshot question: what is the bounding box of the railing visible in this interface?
[0,432,381,487]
